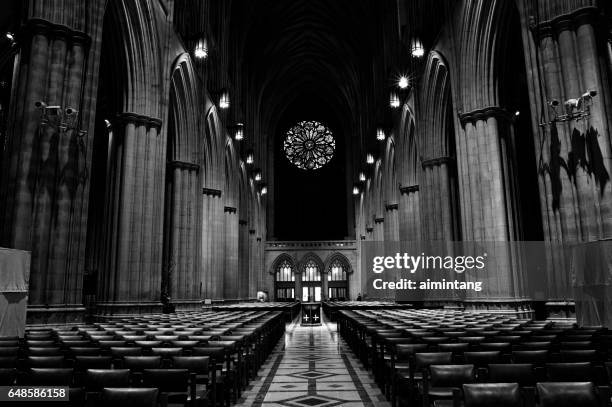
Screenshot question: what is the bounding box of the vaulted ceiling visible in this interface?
[229,0,398,160]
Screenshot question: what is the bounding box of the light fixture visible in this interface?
[514,110,520,117]
[234,122,244,140]
[359,172,366,182]
[353,186,360,195]
[540,89,598,127]
[398,76,409,89]
[261,185,268,195]
[5,32,14,41]
[410,38,425,58]
[246,151,254,165]
[194,38,208,59]
[376,127,386,141]
[389,91,400,108]
[366,153,374,165]
[219,91,230,109]
[254,169,262,182]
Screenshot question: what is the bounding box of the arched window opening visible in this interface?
[274,260,295,301]
[328,259,348,300]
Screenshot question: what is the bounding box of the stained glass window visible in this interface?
[328,260,347,281]
[301,260,321,281]
[276,260,295,282]
[283,120,335,170]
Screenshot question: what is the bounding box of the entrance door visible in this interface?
[301,259,321,302]
[302,286,321,302]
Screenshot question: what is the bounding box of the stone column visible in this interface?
[201,188,223,301]
[0,18,93,323]
[97,113,163,314]
[399,185,420,240]
[248,228,257,298]
[384,203,400,241]
[238,219,249,300]
[223,206,238,301]
[457,108,519,300]
[294,269,303,301]
[164,160,200,308]
[321,269,329,301]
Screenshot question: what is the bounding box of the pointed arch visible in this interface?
[103,0,163,117]
[270,253,298,275]
[323,252,353,274]
[298,252,325,274]
[168,54,202,164]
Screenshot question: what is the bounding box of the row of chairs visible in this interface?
[333,307,611,406]
[0,308,286,406]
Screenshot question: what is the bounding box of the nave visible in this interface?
[236,317,389,407]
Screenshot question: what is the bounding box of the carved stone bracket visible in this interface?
[422,156,453,168]
[400,184,419,195]
[168,160,200,172]
[385,203,399,211]
[458,106,511,126]
[202,188,222,197]
[116,112,163,130]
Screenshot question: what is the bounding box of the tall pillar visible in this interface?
[523,6,612,242]
[97,113,164,314]
[164,160,200,309]
[238,219,249,300]
[201,188,223,301]
[0,18,94,323]
[223,206,239,301]
[248,228,257,298]
[457,108,519,300]
[321,269,329,301]
[399,185,420,240]
[384,203,400,241]
[294,269,302,302]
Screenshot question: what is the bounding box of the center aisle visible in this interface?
[236,316,390,407]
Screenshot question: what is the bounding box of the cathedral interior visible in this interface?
[1,0,612,406]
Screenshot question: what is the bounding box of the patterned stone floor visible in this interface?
[235,316,390,407]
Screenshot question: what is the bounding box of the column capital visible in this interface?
[224,206,237,214]
[168,160,199,172]
[202,187,222,197]
[374,217,384,224]
[239,219,247,226]
[399,184,419,195]
[385,203,398,211]
[115,113,162,130]
[458,106,511,125]
[422,156,453,168]
[25,18,91,46]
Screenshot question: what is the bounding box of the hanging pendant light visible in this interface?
[359,172,366,182]
[194,38,208,59]
[389,91,400,108]
[366,153,374,165]
[234,123,244,140]
[376,127,386,141]
[398,76,409,89]
[410,38,425,58]
[219,91,230,109]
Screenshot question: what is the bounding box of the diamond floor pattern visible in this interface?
[235,314,390,406]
